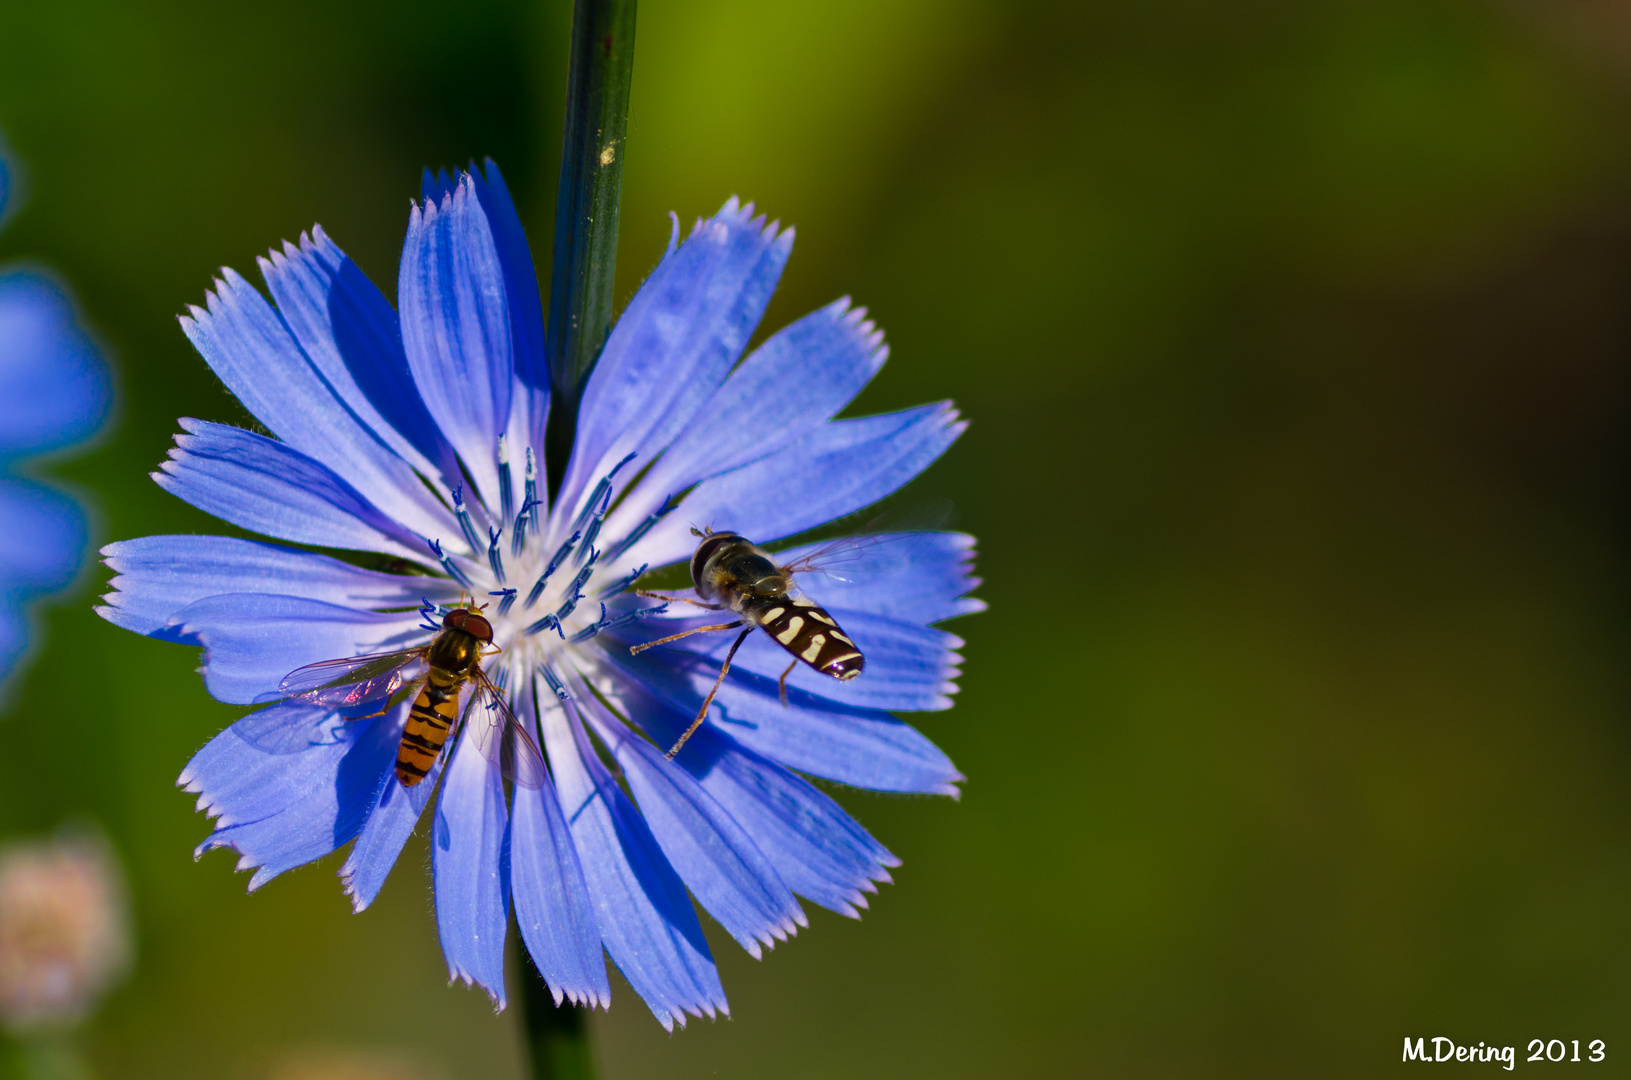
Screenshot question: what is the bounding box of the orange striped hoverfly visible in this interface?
[277,604,545,789]
[632,501,949,759]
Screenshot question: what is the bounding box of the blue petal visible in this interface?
[164,592,421,705]
[181,702,398,891]
[573,676,803,958]
[257,228,464,491]
[601,644,962,795]
[651,608,962,712]
[468,161,549,462]
[538,697,726,1030]
[341,711,446,913]
[509,686,609,1008]
[0,271,110,460]
[155,419,429,562]
[0,477,85,598]
[181,267,448,539]
[770,531,984,625]
[433,712,512,1008]
[557,199,791,523]
[0,152,10,220]
[633,404,965,570]
[583,671,897,917]
[609,298,885,532]
[0,478,87,682]
[97,535,455,641]
[398,174,511,514]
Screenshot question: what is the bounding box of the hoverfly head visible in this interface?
[443,608,496,643]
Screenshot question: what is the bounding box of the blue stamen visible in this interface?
[598,602,669,634]
[569,451,637,539]
[595,563,648,597]
[451,485,484,557]
[601,493,679,565]
[575,514,604,566]
[539,664,571,701]
[524,529,581,609]
[523,613,562,638]
[524,448,540,541]
[511,497,540,558]
[498,436,515,530]
[428,539,474,589]
[566,603,610,644]
[552,559,596,624]
[487,526,506,584]
[490,587,518,617]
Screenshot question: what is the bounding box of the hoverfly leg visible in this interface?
[630,620,744,656]
[777,658,796,705]
[667,626,754,760]
[636,589,721,610]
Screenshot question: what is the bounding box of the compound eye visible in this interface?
[463,613,494,643]
[442,609,465,631]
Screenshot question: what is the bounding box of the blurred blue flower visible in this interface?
[0,146,111,687]
[96,162,978,1028]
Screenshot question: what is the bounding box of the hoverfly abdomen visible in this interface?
[747,596,865,681]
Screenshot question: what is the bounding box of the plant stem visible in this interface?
[519,944,596,1080]
[544,0,637,498]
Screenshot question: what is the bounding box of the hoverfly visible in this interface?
[632,501,949,759]
[277,604,545,789]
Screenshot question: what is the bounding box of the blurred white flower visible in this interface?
[266,1048,443,1080]
[0,832,130,1030]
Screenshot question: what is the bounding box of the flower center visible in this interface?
[423,444,667,693]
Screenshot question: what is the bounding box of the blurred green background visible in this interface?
[4,0,1631,1075]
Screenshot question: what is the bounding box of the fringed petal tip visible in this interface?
[550,983,612,1011]
[696,196,794,254]
[740,911,805,961]
[447,967,508,1013]
[662,996,730,1032]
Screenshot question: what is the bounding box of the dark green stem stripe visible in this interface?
[544,0,637,497]
[519,946,596,1080]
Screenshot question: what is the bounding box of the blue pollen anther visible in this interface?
[598,602,669,635]
[566,603,611,644]
[539,665,571,701]
[524,448,540,540]
[450,485,484,557]
[487,526,506,584]
[428,539,474,589]
[490,587,518,617]
[510,497,540,559]
[524,529,581,609]
[498,436,515,529]
[595,563,649,597]
[523,613,561,638]
[569,451,637,539]
[551,560,596,624]
[601,493,679,565]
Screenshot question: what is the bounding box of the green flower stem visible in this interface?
[519,945,596,1080]
[544,0,637,497]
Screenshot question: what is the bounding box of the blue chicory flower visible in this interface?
[95,161,978,1028]
[0,144,111,686]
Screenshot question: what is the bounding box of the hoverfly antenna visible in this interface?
[689,525,705,538]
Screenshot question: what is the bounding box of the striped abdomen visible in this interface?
[750,596,864,680]
[398,666,468,787]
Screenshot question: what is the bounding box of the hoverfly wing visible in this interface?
[230,699,359,755]
[461,668,548,790]
[278,648,430,710]
[777,498,955,584]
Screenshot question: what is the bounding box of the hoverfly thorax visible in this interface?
[691,532,789,609]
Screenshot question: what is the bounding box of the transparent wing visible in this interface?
[278,648,430,710]
[230,699,364,755]
[776,498,953,584]
[457,667,548,790]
